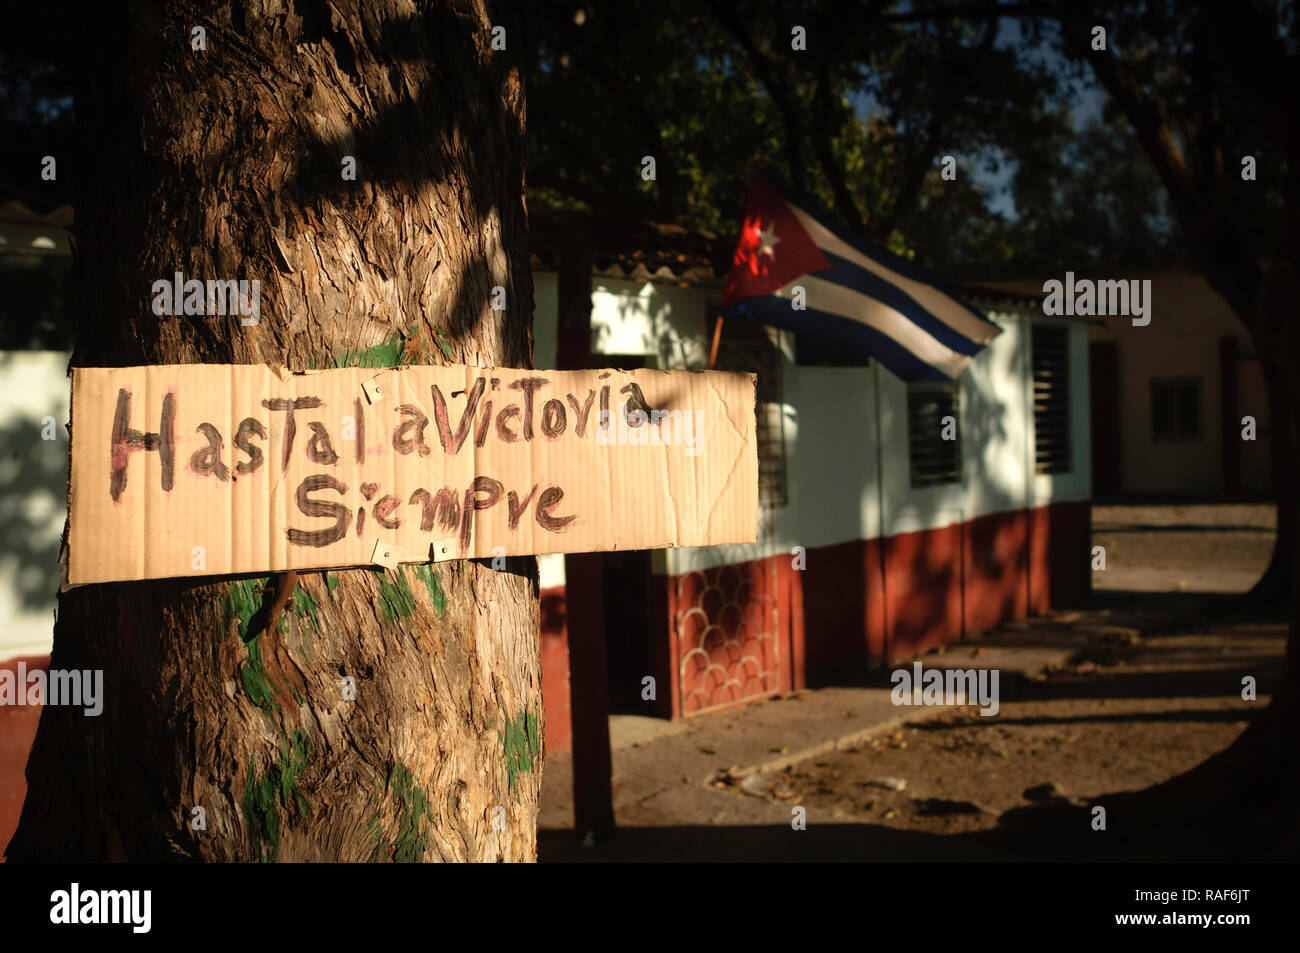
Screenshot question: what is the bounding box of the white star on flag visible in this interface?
[721,169,1004,381]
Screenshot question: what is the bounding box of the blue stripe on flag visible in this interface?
[814,252,987,356]
[762,172,1000,335]
[724,296,951,383]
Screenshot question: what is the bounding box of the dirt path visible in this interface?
[1091,501,1275,593]
[735,630,1280,841]
[540,502,1286,861]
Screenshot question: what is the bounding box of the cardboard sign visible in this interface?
[66,363,758,585]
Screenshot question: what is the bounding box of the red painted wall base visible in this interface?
[0,655,46,860]
[543,499,1090,751]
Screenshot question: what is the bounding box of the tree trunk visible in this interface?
[6,0,543,862]
[1161,255,1300,856]
[1245,350,1297,604]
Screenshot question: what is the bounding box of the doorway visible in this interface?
[1089,340,1121,495]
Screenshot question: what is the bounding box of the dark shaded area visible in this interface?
[0,391,66,613]
[1085,587,1285,631]
[0,256,73,350]
[915,707,1260,729]
[603,549,654,715]
[1097,524,1275,534]
[538,807,1274,862]
[0,3,76,212]
[539,819,1016,862]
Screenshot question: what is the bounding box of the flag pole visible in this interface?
[872,360,890,666]
[708,314,725,369]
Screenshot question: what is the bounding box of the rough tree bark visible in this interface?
[6,0,544,862]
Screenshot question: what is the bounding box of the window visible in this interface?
[1151,377,1201,441]
[712,312,787,507]
[907,381,962,488]
[1032,326,1072,474]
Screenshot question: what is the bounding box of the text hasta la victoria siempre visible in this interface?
[69,364,758,584]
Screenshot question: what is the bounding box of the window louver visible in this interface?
[1032,326,1072,474]
[908,382,962,488]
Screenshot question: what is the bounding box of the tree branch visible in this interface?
[1070,28,1260,320]
[871,2,1070,25]
[882,13,998,235]
[1202,0,1293,143]
[708,0,809,187]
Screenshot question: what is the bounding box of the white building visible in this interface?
[528,217,1092,749]
[990,272,1272,498]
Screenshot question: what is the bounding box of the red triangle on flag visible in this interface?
[720,171,832,307]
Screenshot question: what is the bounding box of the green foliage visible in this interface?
[527,0,788,231]
[523,0,1198,279]
[1049,0,1289,269]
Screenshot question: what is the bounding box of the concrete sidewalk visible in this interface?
[538,612,1099,859]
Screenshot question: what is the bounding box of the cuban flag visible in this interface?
[720,170,1002,381]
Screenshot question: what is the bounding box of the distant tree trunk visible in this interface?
[1217,256,1300,849]
[1246,354,1296,604]
[1110,255,1297,857]
[6,0,543,862]
[1196,272,1297,606]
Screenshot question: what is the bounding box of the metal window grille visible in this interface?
[713,316,787,507]
[1032,326,1072,474]
[907,381,962,488]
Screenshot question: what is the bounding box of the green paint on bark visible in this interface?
[230,577,310,707]
[377,571,417,621]
[241,729,311,863]
[239,634,281,715]
[368,763,436,863]
[390,764,435,862]
[411,564,446,616]
[432,328,454,362]
[273,584,318,631]
[325,572,340,598]
[224,576,269,641]
[288,584,319,661]
[333,335,410,369]
[499,709,541,799]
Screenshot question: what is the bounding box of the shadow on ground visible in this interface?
[539,821,1018,862]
